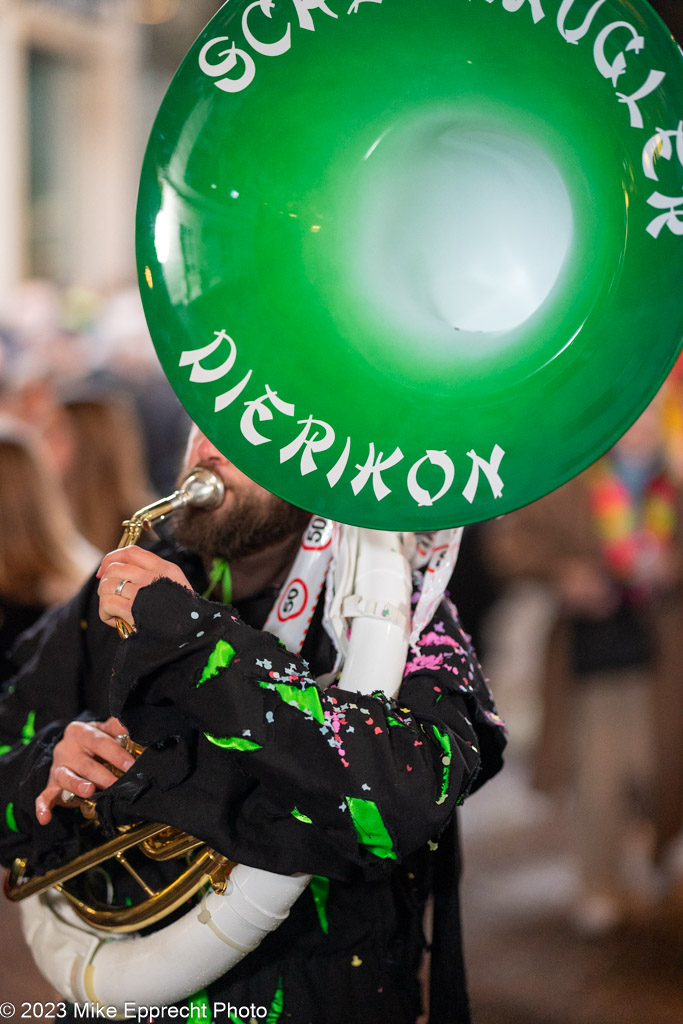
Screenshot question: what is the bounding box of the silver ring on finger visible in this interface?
[60,788,77,804]
[114,579,128,596]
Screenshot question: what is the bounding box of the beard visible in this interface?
[171,479,312,563]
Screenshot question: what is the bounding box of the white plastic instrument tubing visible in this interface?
[21,528,412,1015]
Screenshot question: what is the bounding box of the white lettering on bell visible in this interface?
[592,22,666,129]
[198,38,256,93]
[642,122,683,182]
[617,70,667,131]
[240,386,295,445]
[243,0,292,56]
[214,371,253,412]
[327,437,351,488]
[645,192,683,238]
[556,0,607,45]
[290,0,338,32]
[462,445,505,504]
[351,443,404,501]
[407,451,455,507]
[179,330,237,384]
[347,0,382,13]
[280,416,336,475]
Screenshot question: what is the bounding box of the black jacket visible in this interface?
[0,539,505,1024]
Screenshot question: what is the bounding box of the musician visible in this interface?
[0,425,505,1024]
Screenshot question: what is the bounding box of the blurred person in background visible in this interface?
[0,280,91,429]
[447,523,500,660]
[484,390,683,934]
[51,387,156,554]
[0,417,97,686]
[0,280,189,500]
[0,282,156,552]
[89,287,190,496]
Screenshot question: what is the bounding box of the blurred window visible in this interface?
[27,48,80,284]
[30,0,107,16]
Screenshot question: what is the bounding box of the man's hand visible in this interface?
[35,717,136,825]
[96,545,194,630]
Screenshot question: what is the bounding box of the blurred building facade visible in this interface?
[0,0,138,304]
[0,0,224,308]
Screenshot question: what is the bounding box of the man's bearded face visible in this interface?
[172,486,311,562]
[171,430,311,561]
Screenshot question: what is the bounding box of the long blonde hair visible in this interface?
[0,419,90,605]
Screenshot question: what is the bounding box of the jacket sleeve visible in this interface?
[98,578,505,881]
[0,581,115,872]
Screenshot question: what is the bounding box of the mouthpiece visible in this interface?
[180,467,225,509]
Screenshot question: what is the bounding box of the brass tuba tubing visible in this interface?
[4,822,169,901]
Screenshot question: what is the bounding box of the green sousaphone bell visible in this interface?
[136,0,683,529]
